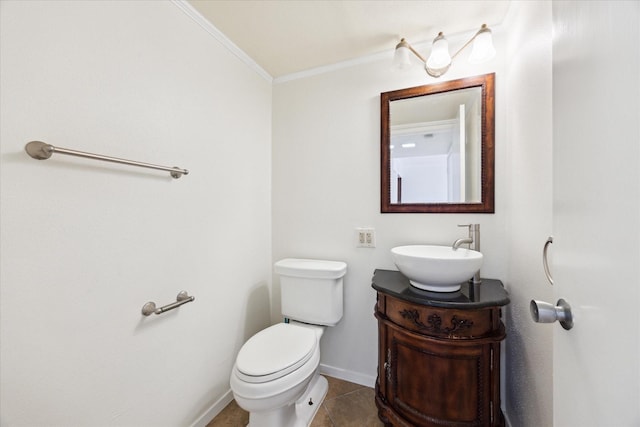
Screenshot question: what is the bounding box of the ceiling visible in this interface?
[187,1,512,79]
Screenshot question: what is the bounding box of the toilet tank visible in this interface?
[275,258,347,326]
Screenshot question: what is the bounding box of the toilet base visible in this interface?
[247,374,328,427]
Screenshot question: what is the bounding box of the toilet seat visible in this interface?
[235,323,317,384]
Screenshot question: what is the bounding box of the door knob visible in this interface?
[530,299,574,330]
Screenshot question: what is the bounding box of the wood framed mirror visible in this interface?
[381,73,494,213]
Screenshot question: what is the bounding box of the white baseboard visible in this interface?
[319,363,376,388]
[191,366,376,426]
[190,389,234,427]
[503,409,513,427]
[190,368,503,427]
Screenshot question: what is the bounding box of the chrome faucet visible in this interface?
[453,224,480,251]
[453,224,481,284]
[452,236,473,250]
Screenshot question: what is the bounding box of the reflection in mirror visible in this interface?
[381,73,494,213]
[390,87,482,204]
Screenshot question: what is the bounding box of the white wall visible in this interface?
[502,2,554,426]
[0,1,272,426]
[272,32,509,386]
[272,5,555,425]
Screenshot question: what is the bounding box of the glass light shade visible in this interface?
[426,34,451,70]
[393,42,412,70]
[469,29,496,64]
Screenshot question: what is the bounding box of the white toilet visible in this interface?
[230,258,347,427]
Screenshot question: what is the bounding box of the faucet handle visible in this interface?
[457,224,472,230]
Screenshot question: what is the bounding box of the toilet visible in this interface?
[230,258,347,427]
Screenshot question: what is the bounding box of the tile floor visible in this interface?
[206,376,384,427]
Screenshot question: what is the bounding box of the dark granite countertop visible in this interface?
[372,269,510,309]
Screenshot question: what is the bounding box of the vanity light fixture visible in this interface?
[393,24,496,78]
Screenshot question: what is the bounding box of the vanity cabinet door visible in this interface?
[384,325,496,427]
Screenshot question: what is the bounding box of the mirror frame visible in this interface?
[381,73,495,213]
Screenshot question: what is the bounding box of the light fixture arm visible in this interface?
[398,38,426,63]
[450,24,489,62]
[425,63,450,78]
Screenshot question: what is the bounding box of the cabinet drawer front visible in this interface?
[384,296,498,339]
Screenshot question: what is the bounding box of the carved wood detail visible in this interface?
[399,309,474,334]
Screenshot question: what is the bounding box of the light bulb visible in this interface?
[426,33,451,70]
[392,40,412,69]
[469,27,496,64]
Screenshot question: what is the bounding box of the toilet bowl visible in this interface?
[230,322,327,426]
[230,258,347,427]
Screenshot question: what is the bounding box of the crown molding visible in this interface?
[171,0,273,83]
[273,50,392,85]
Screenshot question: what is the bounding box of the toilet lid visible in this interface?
[236,323,317,383]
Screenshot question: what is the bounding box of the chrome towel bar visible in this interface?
[141,291,195,316]
[25,141,189,179]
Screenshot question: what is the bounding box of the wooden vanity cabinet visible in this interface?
[372,270,509,427]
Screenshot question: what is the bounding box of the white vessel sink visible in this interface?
[391,245,483,292]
